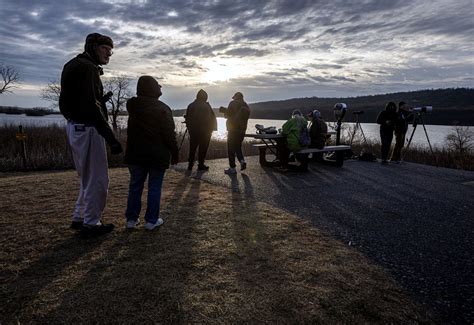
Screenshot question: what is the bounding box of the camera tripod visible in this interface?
[402,113,435,161]
[178,127,188,152]
[349,113,368,146]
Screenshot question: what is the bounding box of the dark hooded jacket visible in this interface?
[59,52,119,146]
[376,104,398,133]
[309,117,328,149]
[124,77,178,169]
[225,98,250,132]
[185,90,217,135]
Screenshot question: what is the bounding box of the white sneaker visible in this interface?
[144,218,164,230]
[126,218,140,229]
[224,167,237,175]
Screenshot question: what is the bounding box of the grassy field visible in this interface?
[0,168,432,323]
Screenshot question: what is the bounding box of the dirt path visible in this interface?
[0,168,430,323]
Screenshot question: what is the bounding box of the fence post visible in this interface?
[16,125,28,171]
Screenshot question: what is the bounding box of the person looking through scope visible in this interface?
[391,101,413,163]
[376,102,398,165]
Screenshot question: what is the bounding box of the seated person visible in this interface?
[277,109,309,170]
[308,109,328,161]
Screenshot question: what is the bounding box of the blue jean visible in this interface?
[125,165,166,224]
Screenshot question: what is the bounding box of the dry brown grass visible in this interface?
[0,168,431,323]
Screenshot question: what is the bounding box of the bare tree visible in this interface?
[103,76,132,131]
[40,80,61,107]
[0,63,20,94]
[445,124,474,154]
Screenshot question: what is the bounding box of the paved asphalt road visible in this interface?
[172,156,474,324]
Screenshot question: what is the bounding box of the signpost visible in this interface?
[16,125,27,170]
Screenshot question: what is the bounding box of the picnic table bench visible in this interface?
[246,133,351,168]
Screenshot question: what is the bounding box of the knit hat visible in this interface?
[84,33,113,53]
[196,89,208,101]
[310,109,321,118]
[137,76,162,98]
[232,92,243,100]
[292,109,302,117]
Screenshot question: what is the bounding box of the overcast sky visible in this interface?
[0,0,473,109]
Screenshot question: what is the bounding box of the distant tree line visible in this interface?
[246,88,474,125]
[172,88,474,125]
[0,106,58,116]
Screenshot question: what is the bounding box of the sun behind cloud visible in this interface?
[201,57,250,83]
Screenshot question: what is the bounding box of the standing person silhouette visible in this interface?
[59,33,122,238]
[185,89,217,171]
[376,102,398,165]
[221,92,250,175]
[124,76,179,230]
[391,101,413,163]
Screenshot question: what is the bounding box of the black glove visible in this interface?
[110,142,123,155]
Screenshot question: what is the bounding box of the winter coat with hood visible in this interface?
[282,113,308,152]
[124,76,178,169]
[225,96,250,132]
[185,89,217,135]
[309,117,328,149]
[376,102,398,134]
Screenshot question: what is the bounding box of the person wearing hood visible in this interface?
[308,109,328,162]
[376,101,398,165]
[221,92,250,175]
[308,109,328,150]
[185,89,217,171]
[59,33,122,238]
[279,109,310,170]
[124,76,179,230]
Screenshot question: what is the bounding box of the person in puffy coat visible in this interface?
[222,92,250,175]
[309,109,328,150]
[185,89,217,171]
[278,109,309,171]
[124,76,179,230]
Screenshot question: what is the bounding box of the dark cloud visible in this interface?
[223,47,270,57]
[0,0,472,108]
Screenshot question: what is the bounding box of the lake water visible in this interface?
[1,113,470,149]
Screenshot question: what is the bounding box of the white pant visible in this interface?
[66,122,109,226]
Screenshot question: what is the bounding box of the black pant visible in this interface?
[276,138,308,170]
[227,130,245,168]
[380,130,393,161]
[188,131,211,166]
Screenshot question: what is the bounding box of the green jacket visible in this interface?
[282,115,308,152]
[124,96,178,169]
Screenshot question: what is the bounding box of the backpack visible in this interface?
[299,126,311,146]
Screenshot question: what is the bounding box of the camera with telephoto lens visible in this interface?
[412,106,433,114]
[353,110,364,115]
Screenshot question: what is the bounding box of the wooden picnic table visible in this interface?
[245,132,350,167]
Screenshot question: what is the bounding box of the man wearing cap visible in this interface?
[221,92,250,174]
[185,89,217,171]
[59,33,122,238]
